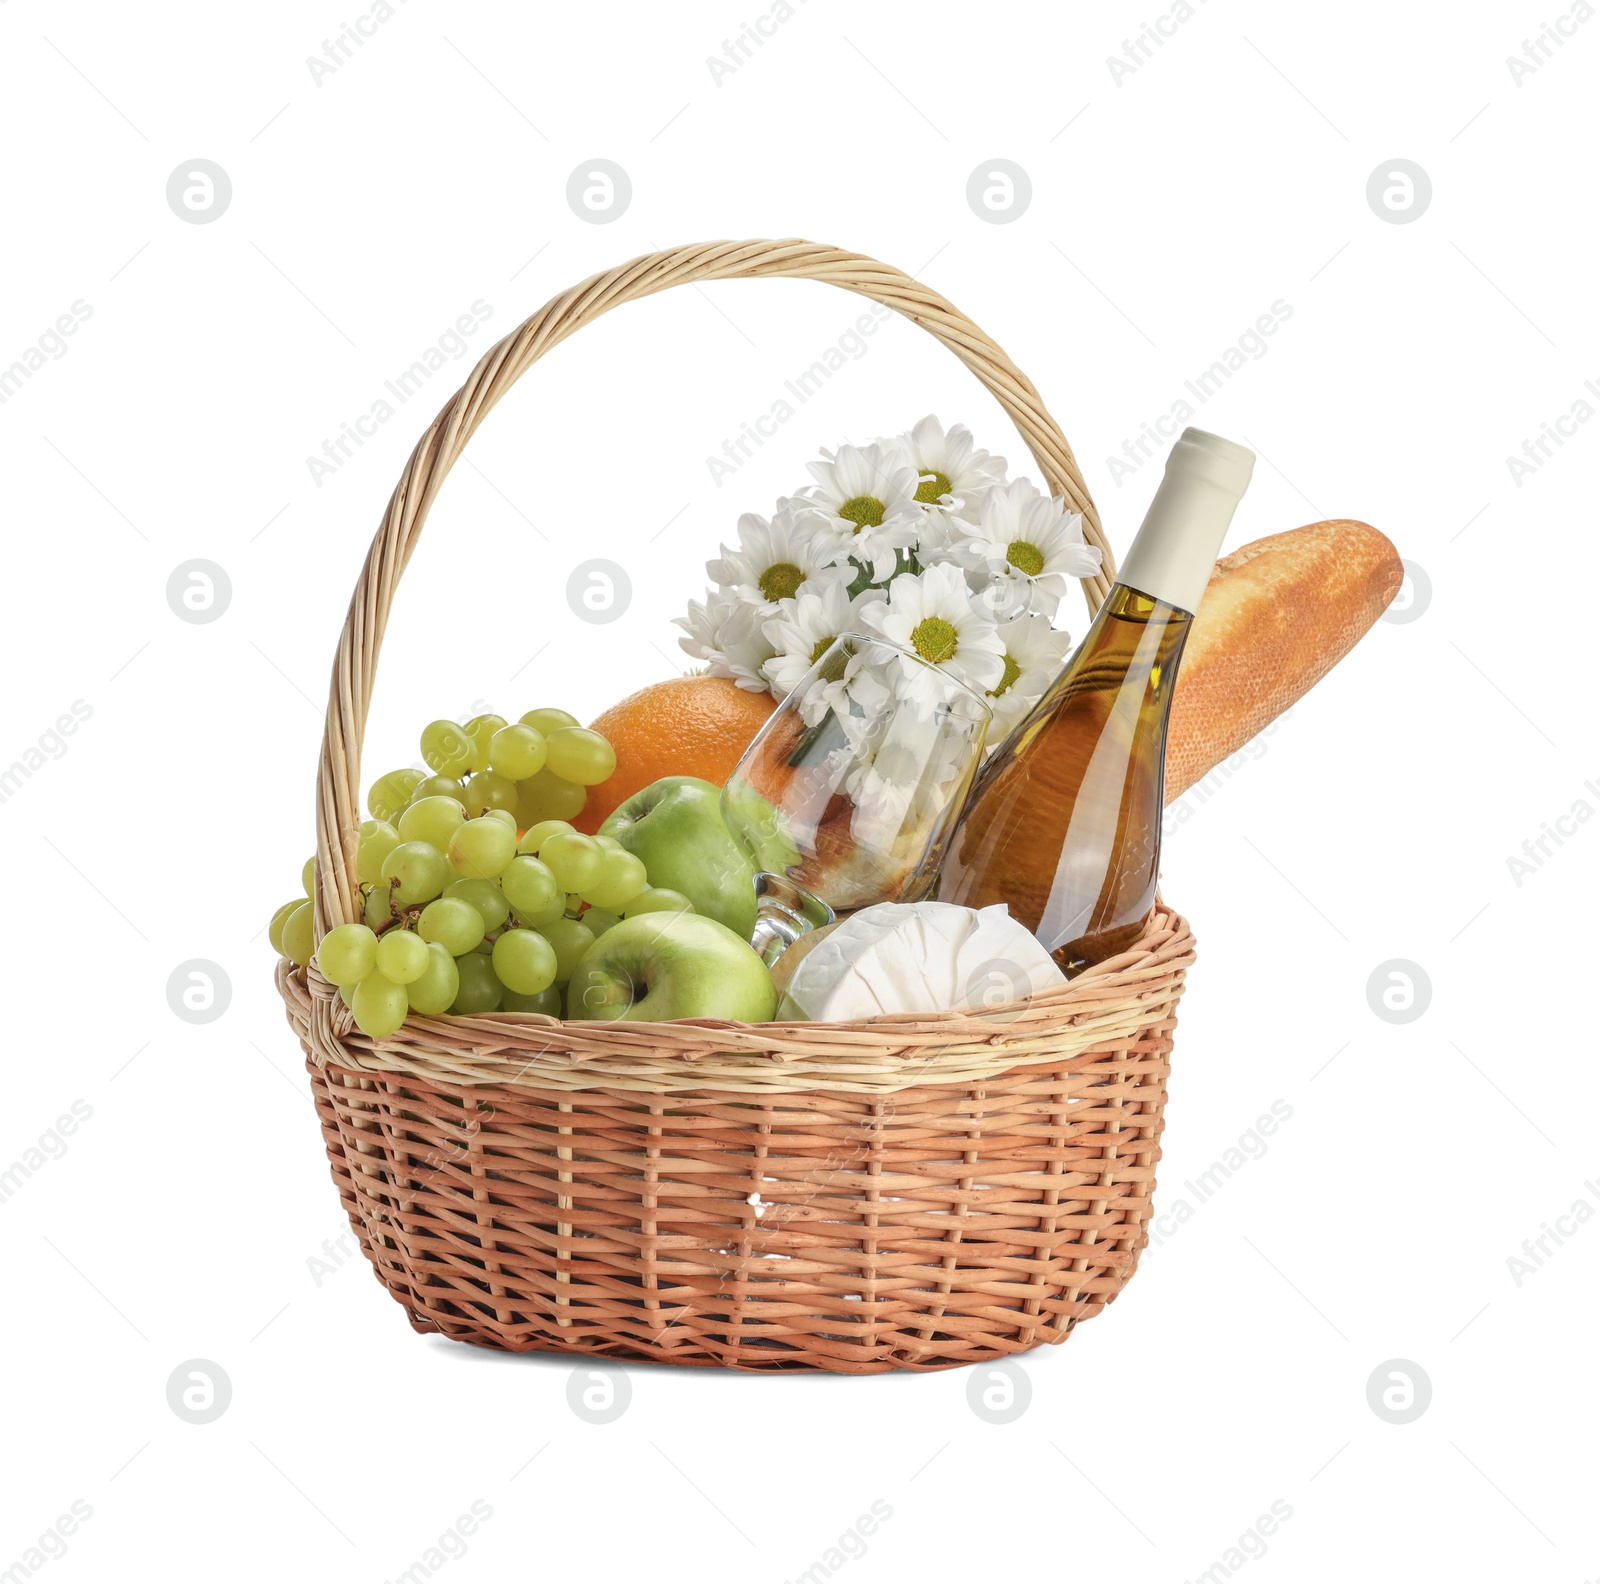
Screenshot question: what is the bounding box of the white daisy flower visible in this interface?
[792,441,924,582]
[675,585,740,668]
[788,636,896,732]
[842,705,974,843]
[892,414,1009,525]
[986,612,1074,738]
[840,746,919,864]
[673,585,775,692]
[946,477,1101,621]
[760,582,886,700]
[860,561,1006,703]
[715,598,779,692]
[705,510,847,608]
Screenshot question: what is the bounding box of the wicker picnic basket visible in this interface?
[279,240,1196,1374]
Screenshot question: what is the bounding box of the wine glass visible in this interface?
[721,632,993,965]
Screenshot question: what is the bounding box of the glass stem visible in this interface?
[750,872,836,968]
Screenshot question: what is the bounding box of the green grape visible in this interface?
[538,917,595,983]
[492,928,558,995]
[368,767,425,823]
[593,834,623,853]
[484,808,517,829]
[581,849,649,911]
[463,771,519,817]
[375,928,430,984]
[622,887,694,917]
[463,713,508,774]
[489,723,548,781]
[581,908,621,937]
[338,980,358,1009]
[352,973,409,1038]
[445,878,511,932]
[500,984,562,1016]
[282,902,315,967]
[363,884,392,929]
[565,893,585,915]
[520,707,579,736]
[500,855,560,917]
[517,819,573,855]
[301,856,316,897]
[413,775,467,805]
[447,817,516,881]
[420,719,476,777]
[398,794,467,851]
[356,820,401,885]
[515,767,586,826]
[417,897,485,956]
[317,922,378,984]
[545,727,617,787]
[268,899,302,954]
[540,831,605,893]
[380,841,451,906]
[451,952,503,1015]
[511,893,566,929]
[406,942,459,1016]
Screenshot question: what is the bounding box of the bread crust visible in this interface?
[1164,519,1402,802]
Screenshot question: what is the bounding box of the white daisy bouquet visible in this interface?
[676,416,1101,746]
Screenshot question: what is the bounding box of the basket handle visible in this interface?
[314,238,1112,936]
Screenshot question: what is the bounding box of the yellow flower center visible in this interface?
[758,562,805,602]
[1006,540,1045,577]
[910,616,958,664]
[913,469,952,505]
[990,652,1022,696]
[809,634,836,665]
[839,495,885,531]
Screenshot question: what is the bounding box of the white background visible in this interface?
[2,1,1595,1579]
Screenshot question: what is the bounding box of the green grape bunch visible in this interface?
[267,705,664,1039]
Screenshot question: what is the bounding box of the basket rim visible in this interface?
[280,903,1192,1095]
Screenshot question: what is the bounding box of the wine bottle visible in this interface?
[936,428,1255,972]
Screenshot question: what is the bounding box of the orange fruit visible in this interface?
[577,676,776,832]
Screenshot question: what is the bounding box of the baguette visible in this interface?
[1164,519,1402,803]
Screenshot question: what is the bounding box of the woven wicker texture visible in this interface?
[280,240,1195,1372]
[287,911,1187,1372]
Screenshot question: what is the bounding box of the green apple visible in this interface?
[566,911,777,1023]
[598,776,758,939]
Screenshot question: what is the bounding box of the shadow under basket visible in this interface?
[283,239,1198,1373]
[279,904,1192,1375]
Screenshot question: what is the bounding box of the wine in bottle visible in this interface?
[936,428,1255,972]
